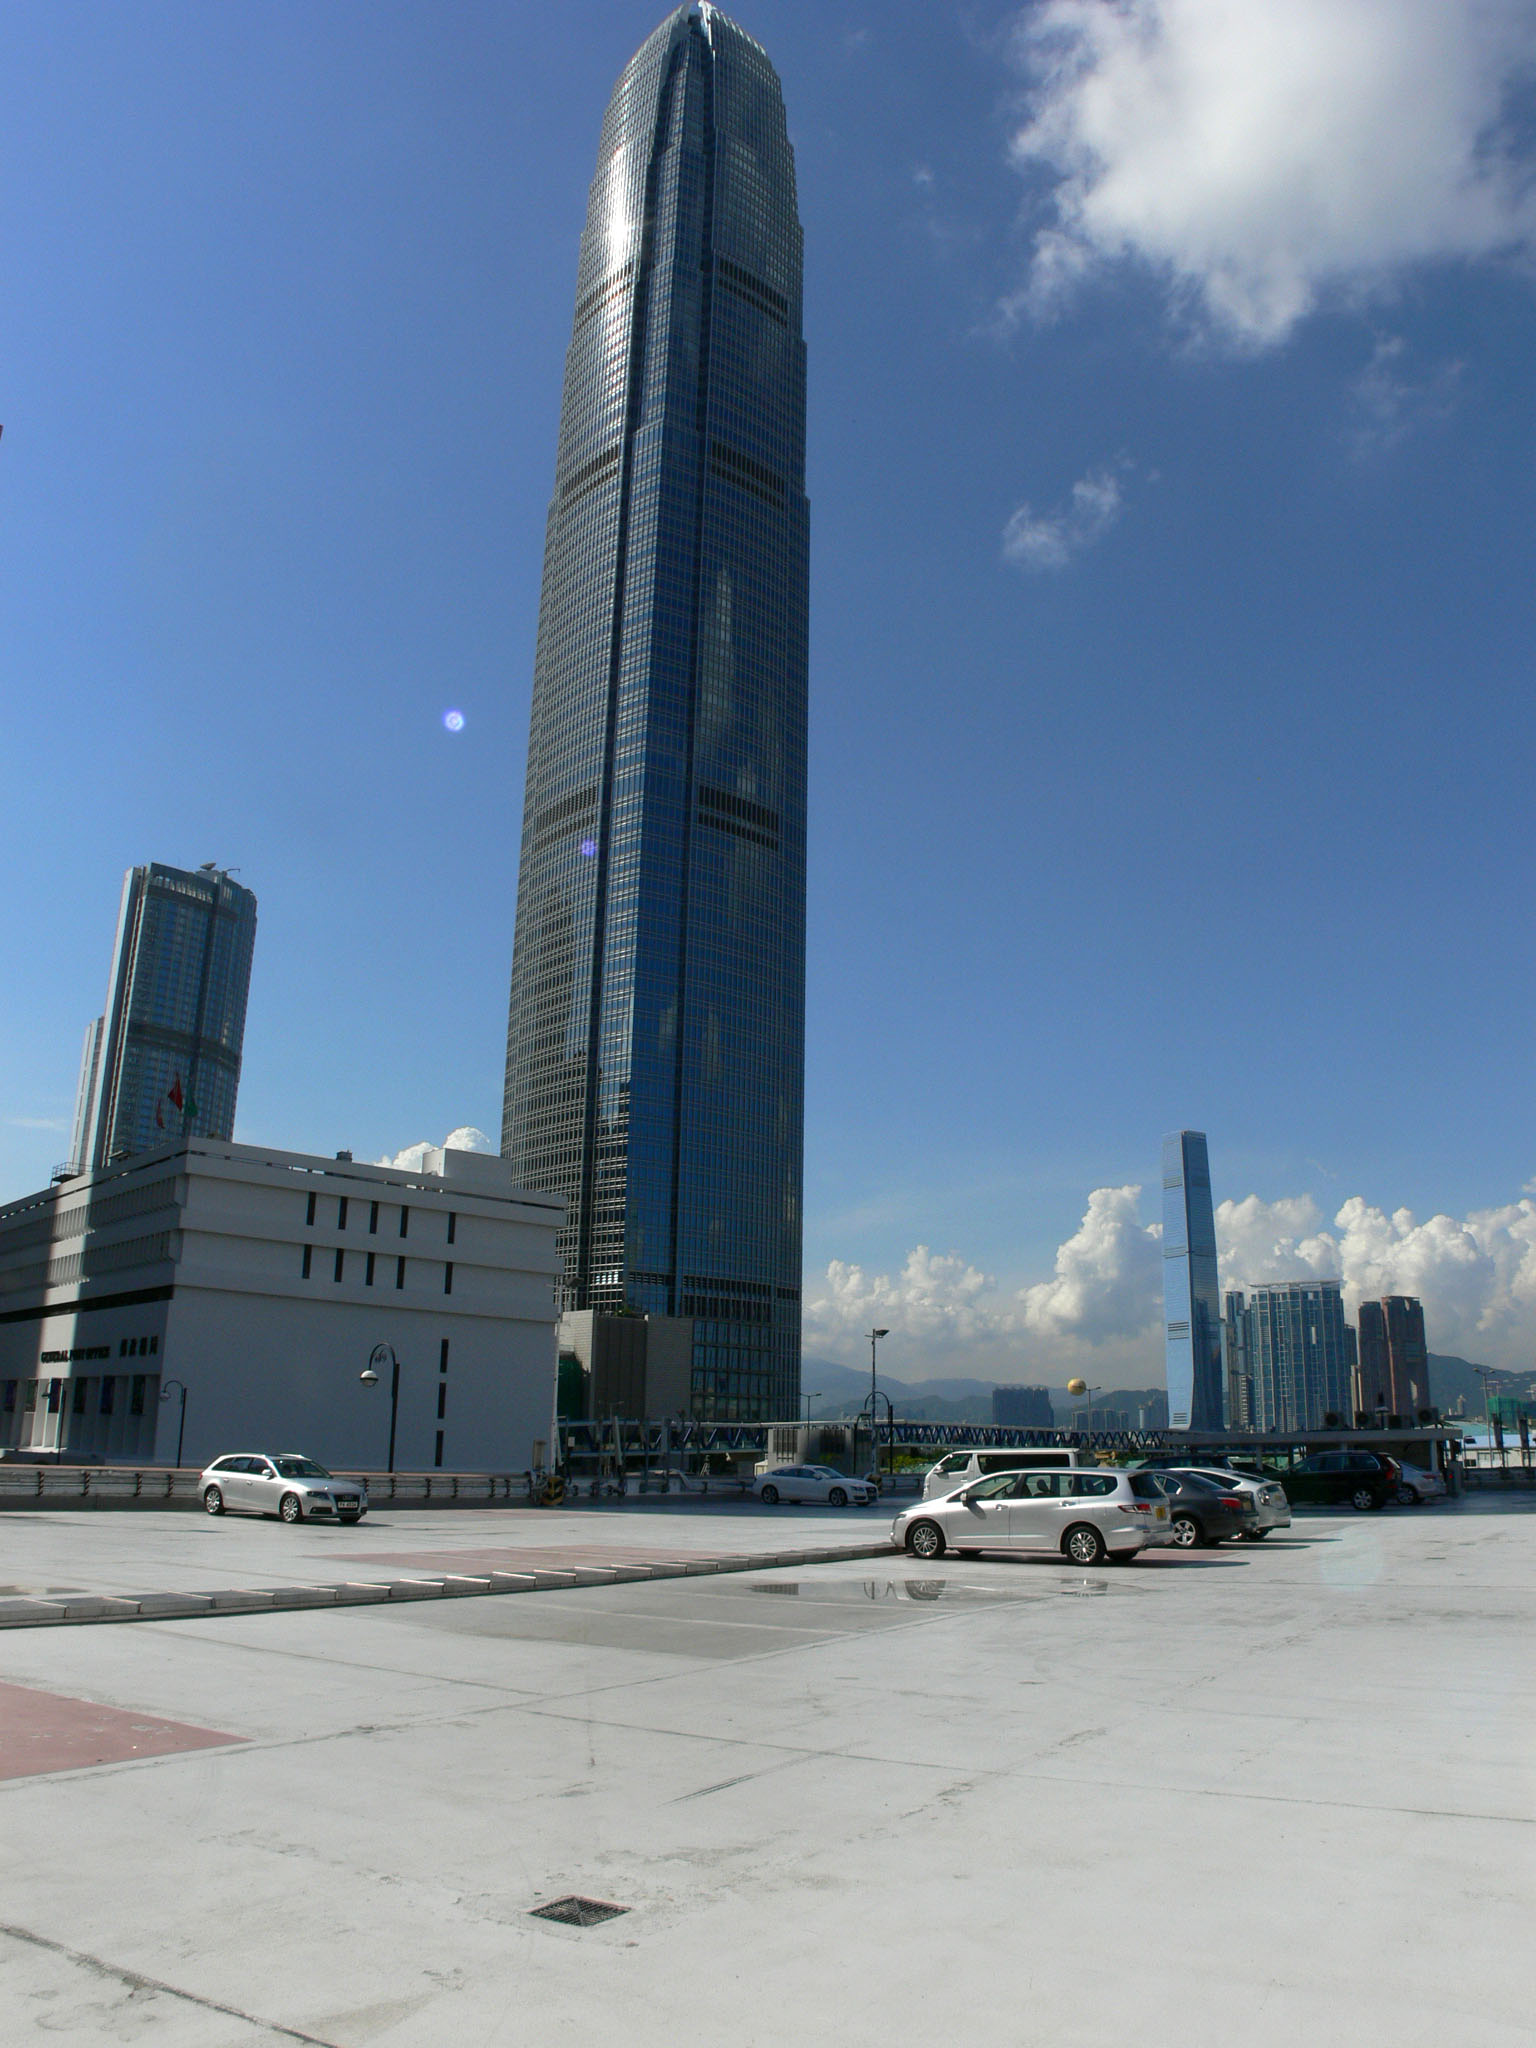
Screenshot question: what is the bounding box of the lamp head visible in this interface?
[873,1327,889,1339]
[359,1368,380,1387]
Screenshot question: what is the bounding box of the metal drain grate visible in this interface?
[530,1896,630,1928]
[1060,1580,1108,1597]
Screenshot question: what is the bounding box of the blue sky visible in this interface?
[4,1,1535,1377]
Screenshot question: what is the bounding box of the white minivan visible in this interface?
[922,1447,1096,1500]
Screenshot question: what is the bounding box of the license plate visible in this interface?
[1154,1506,1167,1519]
[336,1496,358,1509]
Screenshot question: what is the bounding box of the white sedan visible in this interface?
[1393,1462,1447,1503]
[756,1464,877,1507]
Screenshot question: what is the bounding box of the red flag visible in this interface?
[168,1075,184,1111]
[155,1102,164,1129]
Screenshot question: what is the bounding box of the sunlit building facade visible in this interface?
[1231,1280,1357,1431]
[72,863,257,1171]
[501,7,807,1419]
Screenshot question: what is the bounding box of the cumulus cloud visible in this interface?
[377,1125,495,1172]
[806,1245,1009,1352]
[1002,462,1129,569]
[1017,1184,1163,1339]
[805,1174,1536,1378]
[1218,1188,1536,1362]
[1007,0,1536,345]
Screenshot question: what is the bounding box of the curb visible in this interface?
[0,1541,897,1631]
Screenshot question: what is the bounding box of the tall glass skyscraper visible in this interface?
[1161,1129,1224,1430]
[501,6,807,1420]
[73,862,258,1170]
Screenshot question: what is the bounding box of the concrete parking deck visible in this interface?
[1,1496,1531,2047]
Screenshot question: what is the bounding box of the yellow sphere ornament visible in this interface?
[1066,1377,1088,1396]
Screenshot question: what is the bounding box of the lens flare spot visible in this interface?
[443,709,465,733]
[580,838,598,857]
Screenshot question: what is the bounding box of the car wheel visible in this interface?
[203,1485,224,1517]
[279,1491,304,1524]
[759,1484,779,1505]
[1169,1513,1201,1548]
[828,1486,848,1508]
[1350,1486,1378,1512]
[906,1520,946,1560]
[1240,1528,1270,1541]
[1394,1483,1418,1506]
[1063,1523,1107,1566]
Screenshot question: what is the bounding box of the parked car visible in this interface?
[1161,1465,1291,1539]
[1390,1461,1447,1505]
[891,1467,1163,1566]
[921,1447,1096,1500]
[1143,1471,1254,1548]
[1280,1450,1400,1511]
[201,1454,368,1524]
[756,1464,877,1507]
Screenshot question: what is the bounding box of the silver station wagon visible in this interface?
[200,1454,368,1525]
[892,1467,1166,1566]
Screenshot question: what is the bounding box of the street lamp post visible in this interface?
[801,1391,821,1426]
[359,1343,400,1472]
[159,1378,188,1468]
[1066,1377,1102,1438]
[868,1328,888,1481]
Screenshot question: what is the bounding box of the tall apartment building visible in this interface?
[992,1384,1054,1428]
[72,863,257,1171]
[1162,1130,1224,1429]
[501,8,807,1421]
[1222,1288,1254,1428]
[1229,1280,1357,1431]
[1355,1296,1430,1420]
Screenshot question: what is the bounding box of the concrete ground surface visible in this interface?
[1,1497,1531,2047]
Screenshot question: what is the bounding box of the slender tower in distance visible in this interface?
[1162,1129,1224,1430]
[502,7,807,1422]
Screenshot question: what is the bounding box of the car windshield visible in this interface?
[273,1457,331,1479]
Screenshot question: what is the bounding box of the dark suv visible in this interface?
[1281,1450,1400,1511]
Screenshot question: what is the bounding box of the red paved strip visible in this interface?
[0,1679,246,1781]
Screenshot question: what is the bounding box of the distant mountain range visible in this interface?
[801,1356,1165,1427]
[802,1350,1532,1425]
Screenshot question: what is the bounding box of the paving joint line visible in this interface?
[0,1541,896,1630]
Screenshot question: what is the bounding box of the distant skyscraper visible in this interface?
[1231,1280,1356,1430]
[501,7,807,1422]
[1355,1296,1430,1420]
[992,1384,1054,1428]
[1222,1287,1253,1428]
[1162,1130,1224,1429]
[73,863,257,1169]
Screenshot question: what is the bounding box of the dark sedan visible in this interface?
[1150,1471,1254,1548]
[1279,1450,1400,1511]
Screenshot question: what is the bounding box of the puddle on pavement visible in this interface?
[748,1577,1033,1605]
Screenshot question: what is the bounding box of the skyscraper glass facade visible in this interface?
[1231,1281,1357,1431]
[75,863,258,1169]
[501,6,806,1420]
[1162,1129,1224,1429]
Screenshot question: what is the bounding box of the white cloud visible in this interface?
[1008,0,1536,344]
[1348,332,1465,453]
[805,1174,1536,1379]
[1217,1188,1536,1364]
[377,1125,495,1172]
[1002,462,1128,569]
[1016,1184,1163,1339]
[6,1115,69,1131]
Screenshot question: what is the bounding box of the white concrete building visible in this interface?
[0,1140,563,1469]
